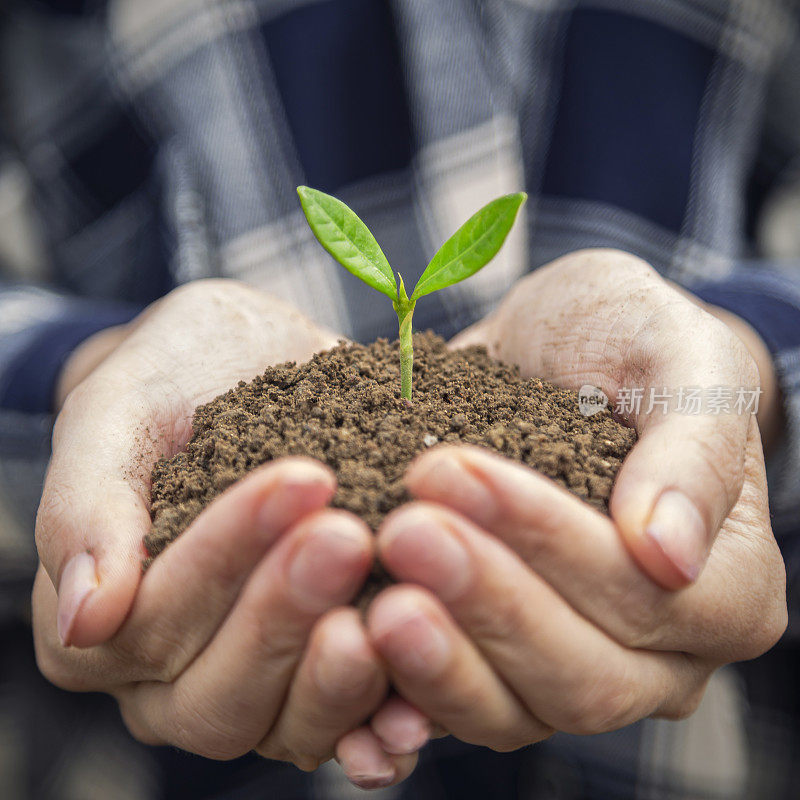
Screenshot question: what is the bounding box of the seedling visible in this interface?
[297,186,527,400]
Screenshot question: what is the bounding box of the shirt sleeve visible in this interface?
[0,282,140,415]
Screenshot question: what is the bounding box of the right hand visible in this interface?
[32,280,420,782]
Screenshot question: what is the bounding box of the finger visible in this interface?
[611,408,752,588]
[37,414,151,647]
[335,728,418,790]
[607,304,758,588]
[118,510,373,760]
[377,505,708,733]
[35,373,192,649]
[405,444,784,660]
[108,458,335,683]
[371,696,431,755]
[258,608,387,770]
[33,458,336,689]
[367,586,551,749]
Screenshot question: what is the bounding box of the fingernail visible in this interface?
[288,522,367,613]
[337,732,396,790]
[646,491,707,582]
[346,766,396,791]
[381,726,429,756]
[408,453,499,521]
[57,552,98,646]
[375,713,430,755]
[372,604,450,677]
[314,626,375,701]
[273,460,331,493]
[255,461,333,529]
[382,509,472,601]
[349,774,395,791]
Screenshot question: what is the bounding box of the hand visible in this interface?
[453,248,783,588]
[33,280,420,781]
[362,249,786,750]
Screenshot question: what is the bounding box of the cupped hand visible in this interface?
[452,248,782,588]
[32,280,419,782]
[364,249,786,751]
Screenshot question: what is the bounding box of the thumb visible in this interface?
[610,409,752,590]
[36,389,157,649]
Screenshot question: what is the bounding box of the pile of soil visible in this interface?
[145,334,635,585]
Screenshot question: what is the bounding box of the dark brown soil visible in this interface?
[144,333,635,595]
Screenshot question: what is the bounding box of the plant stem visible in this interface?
[398,304,415,400]
[394,274,416,400]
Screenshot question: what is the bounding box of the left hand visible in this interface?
[36,280,422,788]
[361,249,786,750]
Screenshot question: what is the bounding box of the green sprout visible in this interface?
[297,186,527,400]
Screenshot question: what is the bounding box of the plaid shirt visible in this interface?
[1,1,800,798]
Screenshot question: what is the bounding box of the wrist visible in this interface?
[55,324,130,411]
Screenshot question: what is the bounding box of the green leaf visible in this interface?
[297,186,397,300]
[411,192,527,300]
